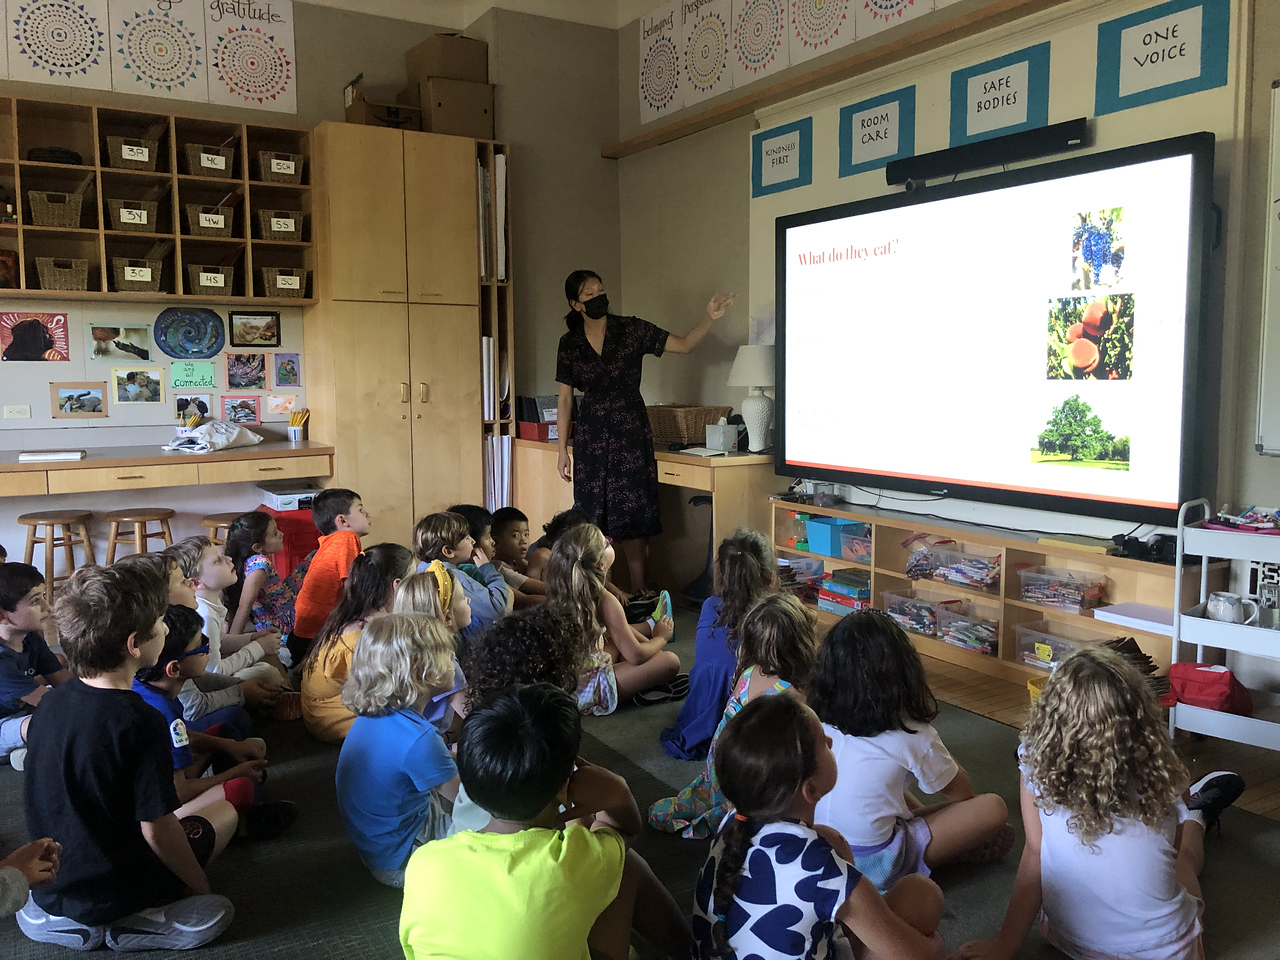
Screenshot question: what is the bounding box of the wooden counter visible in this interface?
[0,441,334,496]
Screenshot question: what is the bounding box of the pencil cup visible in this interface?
[287,425,303,442]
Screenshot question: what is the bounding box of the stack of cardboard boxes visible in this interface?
[345,33,494,140]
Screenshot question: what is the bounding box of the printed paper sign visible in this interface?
[839,87,916,178]
[121,143,149,161]
[124,265,152,282]
[639,1,684,124]
[1096,0,1229,115]
[170,361,217,390]
[949,43,1050,147]
[732,0,790,88]
[270,158,295,175]
[788,0,854,66]
[120,207,148,225]
[682,0,734,109]
[200,151,226,170]
[751,118,812,197]
[199,271,225,287]
[199,212,226,229]
[7,0,113,91]
[109,0,209,102]
[206,0,298,114]
[270,217,295,232]
[276,274,300,289]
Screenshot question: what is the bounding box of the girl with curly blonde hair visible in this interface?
[956,646,1243,960]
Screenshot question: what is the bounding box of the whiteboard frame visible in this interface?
[1254,80,1280,454]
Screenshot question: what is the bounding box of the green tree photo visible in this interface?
[1032,395,1129,470]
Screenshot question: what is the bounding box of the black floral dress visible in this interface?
[556,314,670,540]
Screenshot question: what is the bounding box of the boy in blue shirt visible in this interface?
[412,511,511,660]
[0,563,70,771]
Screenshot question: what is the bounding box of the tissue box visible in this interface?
[706,422,738,451]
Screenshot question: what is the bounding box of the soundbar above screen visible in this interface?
[776,134,1214,524]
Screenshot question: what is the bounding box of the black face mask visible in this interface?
[581,294,609,320]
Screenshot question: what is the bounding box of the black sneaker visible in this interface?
[1187,771,1245,831]
[246,800,299,840]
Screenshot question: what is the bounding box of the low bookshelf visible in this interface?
[769,498,1224,684]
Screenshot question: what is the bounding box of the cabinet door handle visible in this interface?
[416,292,442,298]
[381,289,406,294]
[116,474,145,480]
[400,383,410,403]
[419,382,430,404]
[257,467,284,472]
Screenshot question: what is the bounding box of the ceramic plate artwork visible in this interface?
[154,308,225,359]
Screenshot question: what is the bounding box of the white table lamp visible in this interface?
[727,344,775,453]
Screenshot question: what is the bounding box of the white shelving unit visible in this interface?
[1173,499,1280,751]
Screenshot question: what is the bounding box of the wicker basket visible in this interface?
[107,198,159,232]
[111,257,163,292]
[27,191,83,227]
[256,150,303,183]
[184,204,235,238]
[35,258,89,291]
[184,143,235,178]
[105,136,159,171]
[187,263,235,296]
[646,404,733,445]
[260,266,307,298]
[256,208,302,241]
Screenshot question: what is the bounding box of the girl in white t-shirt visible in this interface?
[810,610,1012,893]
[955,647,1243,960]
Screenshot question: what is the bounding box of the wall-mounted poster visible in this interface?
[265,394,298,417]
[205,0,296,113]
[733,0,789,88]
[170,360,217,390]
[274,352,300,386]
[0,313,70,361]
[789,0,854,66]
[226,353,267,390]
[1095,0,1229,116]
[51,381,107,418]
[229,311,280,347]
[682,0,733,109]
[639,0,683,124]
[87,324,151,361]
[751,117,813,197]
[855,0,932,42]
[112,366,164,402]
[839,86,916,178]
[6,0,112,90]
[949,42,1051,147]
[222,394,260,425]
[175,393,212,422]
[109,0,208,101]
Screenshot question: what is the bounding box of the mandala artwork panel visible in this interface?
[789,0,854,65]
[7,0,111,89]
[682,0,733,108]
[205,0,296,113]
[110,1,207,101]
[638,0,683,124]
[855,0,933,41]
[733,0,789,88]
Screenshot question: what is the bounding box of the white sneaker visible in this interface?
[17,894,107,951]
[105,895,235,951]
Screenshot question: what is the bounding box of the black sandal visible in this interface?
[631,673,690,707]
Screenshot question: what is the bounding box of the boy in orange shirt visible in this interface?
[289,489,371,665]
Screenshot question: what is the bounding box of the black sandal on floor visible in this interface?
[631,673,690,707]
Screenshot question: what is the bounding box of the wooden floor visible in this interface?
[923,658,1280,823]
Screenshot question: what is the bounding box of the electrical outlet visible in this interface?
[3,405,30,419]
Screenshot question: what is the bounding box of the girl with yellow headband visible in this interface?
[393,563,471,738]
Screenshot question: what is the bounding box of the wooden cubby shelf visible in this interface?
[771,499,1227,684]
[0,95,314,305]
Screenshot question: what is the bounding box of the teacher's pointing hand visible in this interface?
[706,293,736,321]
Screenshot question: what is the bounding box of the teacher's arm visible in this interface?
[664,293,735,355]
[557,382,573,483]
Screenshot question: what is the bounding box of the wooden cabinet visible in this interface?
[318,123,407,302]
[48,463,199,495]
[405,133,479,306]
[197,455,331,486]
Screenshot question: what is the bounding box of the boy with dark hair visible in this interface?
[19,564,235,952]
[399,683,692,960]
[411,511,510,653]
[292,488,371,660]
[133,605,297,842]
[488,506,547,608]
[1,563,70,771]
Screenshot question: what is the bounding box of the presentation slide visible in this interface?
[782,153,1196,511]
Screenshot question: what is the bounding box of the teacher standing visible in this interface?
[556,269,734,592]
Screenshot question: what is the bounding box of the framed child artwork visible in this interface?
[112,367,165,403]
[222,395,261,425]
[226,352,268,390]
[274,352,301,386]
[265,394,299,417]
[51,382,107,418]
[229,311,281,348]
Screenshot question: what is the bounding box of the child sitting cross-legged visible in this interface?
[292,488,372,662]
[955,647,1244,960]
[223,510,311,640]
[301,543,416,743]
[19,564,236,952]
[1,562,71,771]
[336,613,461,887]
[526,508,634,609]
[133,604,299,843]
[546,522,681,714]
[391,567,470,737]
[399,682,694,960]
[694,693,946,960]
[810,610,1013,895]
[412,511,510,661]
[650,593,817,839]
[489,506,547,608]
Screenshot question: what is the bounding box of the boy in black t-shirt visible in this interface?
[19,564,236,952]
[0,563,71,771]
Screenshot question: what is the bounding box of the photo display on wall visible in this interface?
[0,0,296,113]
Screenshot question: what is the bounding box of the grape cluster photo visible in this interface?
[1071,207,1125,290]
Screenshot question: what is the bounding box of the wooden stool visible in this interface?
[104,508,175,564]
[200,512,244,546]
[18,511,96,602]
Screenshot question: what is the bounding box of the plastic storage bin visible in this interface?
[1018,566,1106,613]
[938,606,999,656]
[1014,619,1119,671]
[840,524,872,563]
[881,590,962,636]
[928,546,1001,590]
[805,517,858,557]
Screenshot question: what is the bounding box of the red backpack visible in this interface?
[1161,663,1253,716]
